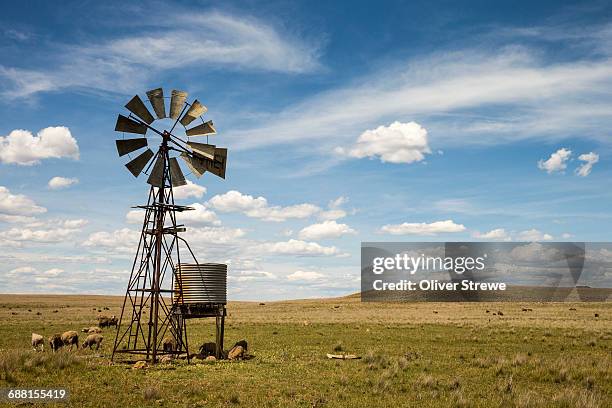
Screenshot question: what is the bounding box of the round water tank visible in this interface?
[175,263,227,304]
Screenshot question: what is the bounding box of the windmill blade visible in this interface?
[116,138,148,157]
[170,90,188,120]
[125,149,154,177]
[147,155,164,187]
[169,157,187,187]
[115,115,147,135]
[186,141,216,160]
[206,147,227,179]
[185,120,215,136]
[146,88,166,119]
[125,95,154,124]
[180,152,206,178]
[179,100,207,126]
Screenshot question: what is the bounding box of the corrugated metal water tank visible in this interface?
[175,263,227,304]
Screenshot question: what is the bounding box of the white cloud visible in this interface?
[0,214,37,223]
[538,148,571,174]
[0,127,79,165]
[7,266,36,275]
[0,186,46,216]
[48,176,79,190]
[19,218,88,230]
[298,220,356,240]
[380,220,466,235]
[208,190,320,222]
[561,233,572,239]
[335,121,431,164]
[517,229,553,241]
[3,227,78,243]
[256,239,341,256]
[319,196,353,220]
[228,34,612,152]
[575,152,599,177]
[473,228,511,241]
[82,228,140,252]
[172,181,207,199]
[0,217,87,246]
[230,270,277,282]
[43,268,64,277]
[186,226,246,244]
[287,270,325,281]
[0,11,321,98]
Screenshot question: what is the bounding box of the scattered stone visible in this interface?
[594,313,599,318]
[205,356,216,361]
[160,356,173,364]
[259,303,265,306]
[569,308,577,311]
[326,353,360,360]
[497,311,504,316]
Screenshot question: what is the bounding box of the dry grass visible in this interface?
[0,294,609,407]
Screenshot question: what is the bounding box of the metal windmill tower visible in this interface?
[111,88,227,363]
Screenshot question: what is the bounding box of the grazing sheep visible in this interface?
[162,337,176,353]
[81,326,102,334]
[82,334,103,350]
[31,333,44,351]
[97,315,118,328]
[61,331,79,351]
[49,334,63,352]
[199,342,217,357]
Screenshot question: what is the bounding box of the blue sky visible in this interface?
[0,0,610,299]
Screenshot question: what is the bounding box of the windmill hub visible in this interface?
[111,88,228,363]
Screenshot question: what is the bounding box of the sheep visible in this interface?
[162,336,176,353]
[227,345,245,360]
[97,315,118,328]
[49,334,63,352]
[82,334,103,350]
[61,331,79,351]
[81,326,102,334]
[31,333,44,352]
[233,339,248,351]
[199,342,216,357]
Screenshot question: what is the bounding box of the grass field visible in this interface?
[0,294,610,407]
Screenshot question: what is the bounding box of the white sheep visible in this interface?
[61,331,79,351]
[82,334,103,350]
[31,333,44,351]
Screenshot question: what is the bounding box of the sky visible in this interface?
[0,0,611,299]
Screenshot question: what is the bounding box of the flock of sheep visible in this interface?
[29,313,248,361]
[30,315,117,353]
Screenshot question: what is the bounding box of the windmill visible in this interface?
[111,88,227,363]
